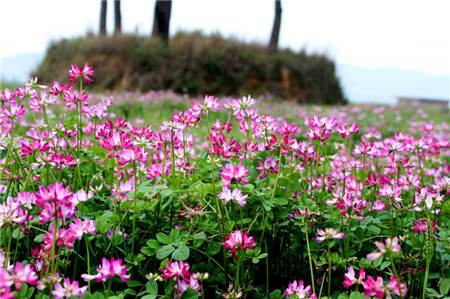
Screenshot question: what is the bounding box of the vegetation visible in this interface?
[33,32,347,105]
[0,64,448,298]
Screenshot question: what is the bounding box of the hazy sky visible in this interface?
[1,0,449,76]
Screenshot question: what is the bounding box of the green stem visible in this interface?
[0,127,14,183]
[132,161,138,255]
[305,224,316,294]
[327,241,332,298]
[85,236,91,292]
[389,253,404,299]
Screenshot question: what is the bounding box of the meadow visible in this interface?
[0,63,449,299]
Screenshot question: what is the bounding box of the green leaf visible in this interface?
[193,232,206,240]
[169,229,180,243]
[257,253,268,259]
[140,246,155,256]
[355,227,365,240]
[156,232,171,244]
[269,289,282,299]
[144,280,158,299]
[127,280,143,288]
[156,245,175,260]
[180,289,199,299]
[380,261,391,270]
[440,278,450,295]
[368,225,381,235]
[273,197,288,206]
[172,245,190,260]
[373,256,383,267]
[206,243,222,256]
[147,239,161,249]
[252,257,260,264]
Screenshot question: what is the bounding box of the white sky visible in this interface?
[1,0,449,76]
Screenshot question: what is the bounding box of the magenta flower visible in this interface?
[343,266,365,288]
[189,95,220,118]
[412,218,437,236]
[224,230,255,259]
[11,262,38,290]
[217,186,248,207]
[51,278,88,299]
[315,228,345,243]
[69,63,94,83]
[285,280,316,298]
[220,162,249,187]
[161,260,192,282]
[69,218,97,240]
[81,257,130,282]
[178,276,201,294]
[336,121,359,139]
[2,101,25,121]
[35,182,73,205]
[367,237,401,260]
[363,276,385,299]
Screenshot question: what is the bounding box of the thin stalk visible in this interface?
[131,161,138,254]
[327,241,332,298]
[305,224,316,294]
[85,236,91,292]
[389,253,404,299]
[0,127,14,183]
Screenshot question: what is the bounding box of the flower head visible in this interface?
[69,63,94,83]
[315,228,345,243]
[224,230,255,259]
[367,237,401,260]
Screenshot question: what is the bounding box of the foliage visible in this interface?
[33,31,347,105]
[0,64,449,298]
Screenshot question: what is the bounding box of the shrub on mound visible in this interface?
[34,31,347,104]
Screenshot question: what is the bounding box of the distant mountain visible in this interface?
[337,63,450,104]
[1,52,44,83]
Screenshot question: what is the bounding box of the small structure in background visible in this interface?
[397,96,449,111]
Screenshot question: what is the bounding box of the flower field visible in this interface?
[0,63,449,298]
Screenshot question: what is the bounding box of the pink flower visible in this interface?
[224,230,255,259]
[220,162,249,187]
[367,237,401,260]
[412,218,437,236]
[69,63,94,83]
[178,276,201,294]
[51,278,88,299]
[343,266,365,288]
[285,280,316,298]
[11,262,38,290]
[386,275,407,298]
[81,257,130,282]
[35,182,73,205]
[2,101,25,121]
[217,186,248,207]
[189,95,220,118]
[161,260,192,282]
[336,122,359,139]
[69,218,97,240]
[315,228,345,243]
[363,276,385,299]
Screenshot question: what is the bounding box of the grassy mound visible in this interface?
[34,31,347,104]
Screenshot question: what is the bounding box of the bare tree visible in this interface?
[99,0,107,36]
[114,0,122,35]
[152,0,172,42]
[268,0,282,52]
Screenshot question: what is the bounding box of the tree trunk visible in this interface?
[269,0,282,52]
[152,0,172,42]
[114,0,122,35]
[99,0,107,36]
